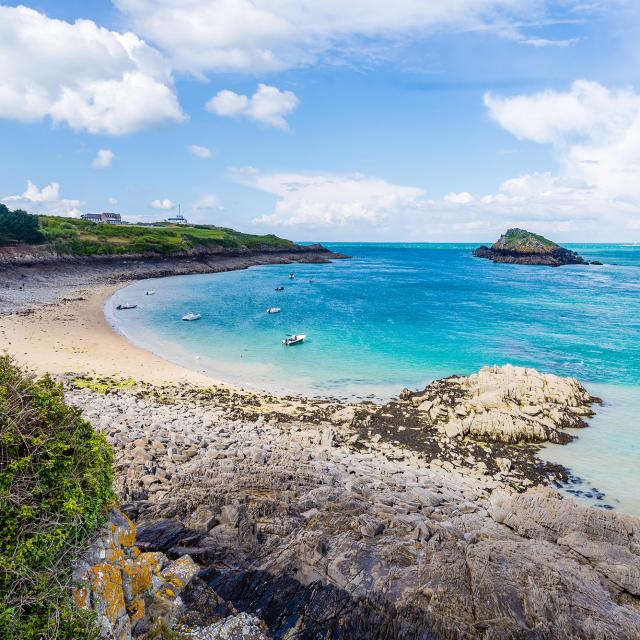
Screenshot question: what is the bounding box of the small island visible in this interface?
[474,228,587,266]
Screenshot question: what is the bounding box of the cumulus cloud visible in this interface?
[206,84,299,129]
[480,80,640,232]
[188,144,213,158]
[241,170,424,227]
[0,5,185,135]
[108,197,119,205]
[114,0,575,74]
[92,149,115,169]
[150,198,175,209]
[1,181,83,217]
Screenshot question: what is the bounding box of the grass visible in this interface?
[36,216,295,257]
[500,228,557,248]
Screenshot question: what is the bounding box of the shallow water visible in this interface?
[108,243,640,514]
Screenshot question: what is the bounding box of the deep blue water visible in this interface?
[108,243,640,514]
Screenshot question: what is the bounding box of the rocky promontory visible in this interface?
[474,228,586,266]
[66,365,640,639]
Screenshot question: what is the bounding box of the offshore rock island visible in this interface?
[474,228,587,266]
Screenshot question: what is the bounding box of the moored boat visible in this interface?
[116,304,137,310]
[275,286,284,291]
[182,312,202,321]
[267,307,281,314]
[145,290,155,296]
[282,333,306,346]
[288,273,295,279]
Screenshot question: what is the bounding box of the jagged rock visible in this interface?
[187,612,271,639]
[408,364,598,443]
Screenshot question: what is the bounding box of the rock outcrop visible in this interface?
[474,228,586,266]
[73,509,199,639]
[404,364,599,444]
[65,368,640,640]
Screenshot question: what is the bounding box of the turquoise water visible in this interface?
[108,243,640,514]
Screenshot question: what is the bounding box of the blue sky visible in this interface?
[1,1,639,241]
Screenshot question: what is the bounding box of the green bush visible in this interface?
[0,205,44,245]
[0,357,115,640]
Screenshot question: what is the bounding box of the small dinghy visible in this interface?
[182,312,202,321]
[275,286,285,291]
[116,304,137,310]
[145,290,155,296]
[282,333,306,346]
[267,307,281,314]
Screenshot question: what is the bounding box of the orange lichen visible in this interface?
[89,562,126,623]
[127,597,145,622]
[73,586,89,609]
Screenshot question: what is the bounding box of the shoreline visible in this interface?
[0,248,343,385]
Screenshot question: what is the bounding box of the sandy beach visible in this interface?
[0,283,219,386]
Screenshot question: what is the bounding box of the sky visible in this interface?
[1,1,639,242]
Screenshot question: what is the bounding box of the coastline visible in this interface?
[2,253,640,637]
[0,247,343,385]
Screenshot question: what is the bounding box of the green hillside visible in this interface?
[36,215,294,256]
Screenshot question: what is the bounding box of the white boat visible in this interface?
[145,290,155,296]
[267,307,281,314]
[288,273,295,279]
[182,313,202,321]
[282,333,306,346]
[116,303,137,310]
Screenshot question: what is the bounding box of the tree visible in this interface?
[0,205,45,244]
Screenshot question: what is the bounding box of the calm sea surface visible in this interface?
[108,243,640,514]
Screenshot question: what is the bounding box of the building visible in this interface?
[81,212,124,225]
[165,214,188,225]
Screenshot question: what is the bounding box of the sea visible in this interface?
[107,243,640,515]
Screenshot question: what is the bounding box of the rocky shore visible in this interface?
[474,228,587,266]
[66,366,640,639]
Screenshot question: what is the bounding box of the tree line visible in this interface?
[0,204,44,244]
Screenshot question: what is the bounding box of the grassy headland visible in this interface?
[37,215,294,256]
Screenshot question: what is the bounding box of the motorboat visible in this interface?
[267,307,281,314]
[145,290,155,296]
[275,286,285,291]
[288,273,295,279]
[282,333,306,346]
[182,312,202,321]
[116,304,137,310]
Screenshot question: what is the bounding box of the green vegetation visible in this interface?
[499,228,558,249]
[36,215,294,256]
[0,205,44,245]
[70,375,137,395]
[0,357,115,640]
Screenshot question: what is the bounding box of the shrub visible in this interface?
[0,357,115,639]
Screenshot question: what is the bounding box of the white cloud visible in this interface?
[114,0,571,74]
[92,149,115,169]
[188,144,213,159]
[444,191,474,204]
[206,84,299,130]
[192,194,220,210]
[1,180,83,217]
[150,198,175,209]
[480,80,640,233]
[242,170,424,227]
[0,6,185,135]
[108,197,119,205]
